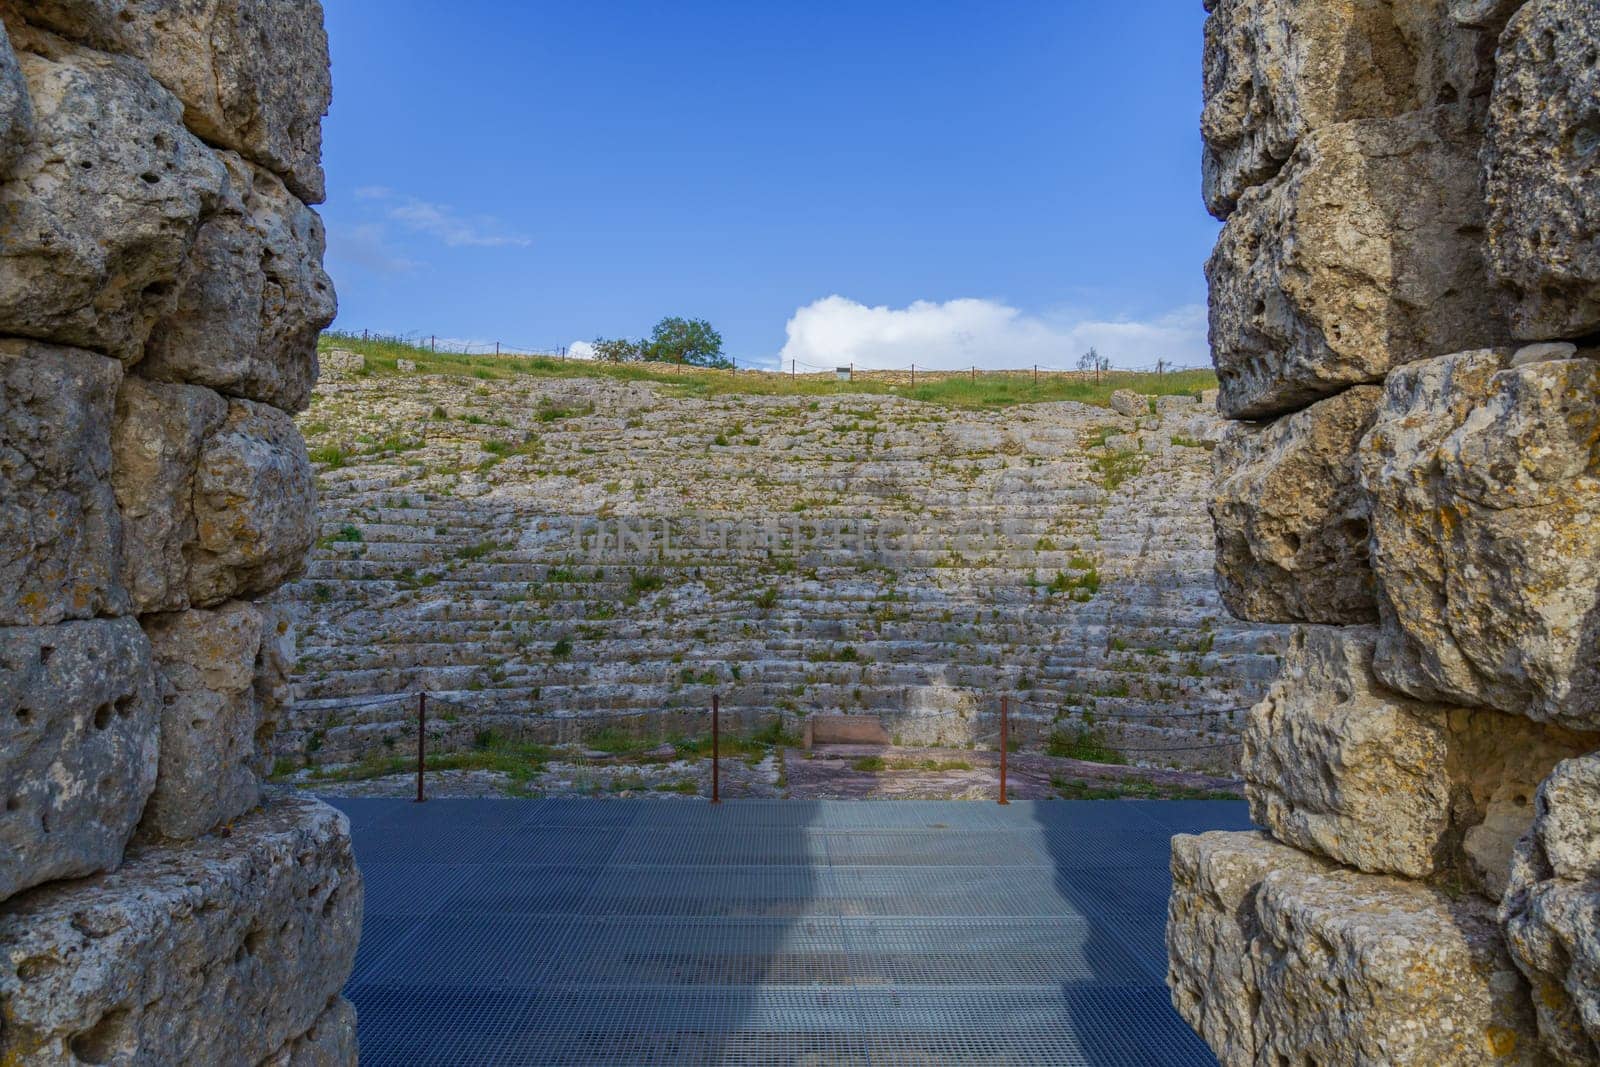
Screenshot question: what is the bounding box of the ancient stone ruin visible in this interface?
[275,368,1281,780]
[0,2,359,1062]
[1171,0,1600,1064]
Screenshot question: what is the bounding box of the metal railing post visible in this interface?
[415,691,427,803]
[711,693,721,804]
[998,695,1009,805]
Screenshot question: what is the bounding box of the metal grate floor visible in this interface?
[336,798,1245,1065]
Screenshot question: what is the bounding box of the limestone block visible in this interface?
[0,795,361,1065]
[140,150,335,413]
[1244,625,1596,891]
[138,602,289,841]
[259,998,358,1067]
[0,618,160,902]
[1167,831,1331,1066]
[111,375,228,614]
[189,397,318,605]
[1501,756,1600,1065]
[1210,385,1381,623]
[1108,389,1144,417]
[1449,0,1529,28]
[1201,0,1492,218]
[112,379,317,612]
[318,348,364,381]
[1362,351,1600,730]
[0,17,30,176]
[1207,105,1502,419]
[4,0,331,203]
[1252,860,1545,1065]
[0,340,127,626]
[0,31,226,362]
[1483,0,1600,341]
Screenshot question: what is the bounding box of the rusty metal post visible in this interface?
[998,695,1009,805]
[415,691,427,803]
[711,693,721,804]
[971,365,976,383]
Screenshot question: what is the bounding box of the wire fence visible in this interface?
[329,329,1214,381]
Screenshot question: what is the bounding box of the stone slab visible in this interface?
[0,794,361,1065]
[1210,385,1381,623]
[0,340,127,626]
[0,617,159,902]
[1483,0,1600,340]
[1207,105,1503,419]
[1362,351,1600,730]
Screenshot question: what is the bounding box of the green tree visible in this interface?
[590,337,643,363]
[645,317,728,367]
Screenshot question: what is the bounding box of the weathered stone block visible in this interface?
[1207,105,1503,419]
[1167,831,1331,1066]
[111,375,227,613]
[1108,389,1144,418]
[0,795,362,1065]
[140,150,336,413]
[0,17,30,176]
[1361,351,1600,730]
[0,618,159,902]
[1500,755,1600,1065]
[1252,859,1544,1065]
[0,30,226,362]
[1210,385,1381,623]
[189,396,318,605]
[3,0,331,203]
[0,340,127,626]
[1244,625,1596,891]
[1482,0,1600,341]
[259,997,358,1067]
[112,378,317,612]
[1448,0,1528,29]
[138,601,290,841]
[1201,0,1492,218]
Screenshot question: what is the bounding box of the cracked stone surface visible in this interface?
[0,795,361,1066]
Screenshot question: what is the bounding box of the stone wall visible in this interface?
[1173,1,1600,1064]
[0,3,359,1063]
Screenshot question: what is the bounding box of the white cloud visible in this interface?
[324,222,419,275]
[567,341,597,360]
[776,296,1209,372]
[355,187,531,249]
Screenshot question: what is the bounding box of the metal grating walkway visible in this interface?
[334,798,1247,1065]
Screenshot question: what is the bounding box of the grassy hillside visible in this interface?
[318,332,1216,411]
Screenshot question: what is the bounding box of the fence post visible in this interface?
[430,335,436,353]
[1034,364,1038,387]
[849,363,854,382]
[998,695,1009,805]
[911,363,915,387]
[363,329,368,341]
[415,691,427,803]
[791,359,796,377]
[495,341,500,356]
[711,693,721,805]
[971,365,976,383]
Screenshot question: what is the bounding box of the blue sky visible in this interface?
[321,2,1217,370]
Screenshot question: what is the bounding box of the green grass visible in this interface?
[318,332,1215,412]
[1046,727,1127,765]
[1091,447,1148,490]
[306,734,555,795]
